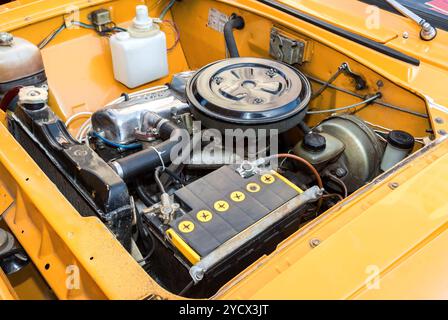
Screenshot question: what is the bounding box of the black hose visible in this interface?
[136,183,156,207]
[224,14,245,58]
[163,167,186,186]
[111,112,188,181]
[298,121,312,135]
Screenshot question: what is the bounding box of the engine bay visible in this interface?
[0,0,434,298]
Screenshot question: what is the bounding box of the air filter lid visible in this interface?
[186,57,311,132]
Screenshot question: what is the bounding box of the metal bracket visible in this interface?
[311,62,367,100]
[269,29,306,65]
[340,62,367,91]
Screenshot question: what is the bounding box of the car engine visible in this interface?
[6,53,418,297]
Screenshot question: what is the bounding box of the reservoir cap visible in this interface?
[133,5,153,30]
[303,132,326,152]
[387,130,415,150]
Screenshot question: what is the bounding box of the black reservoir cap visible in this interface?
[303,132,326,152]
[387,130,415,150]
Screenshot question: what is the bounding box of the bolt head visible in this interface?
[309,238,321,248]
[389,182,399,190]
[376,80,384,88]
[0,32,13,46]
[335,168,347,178]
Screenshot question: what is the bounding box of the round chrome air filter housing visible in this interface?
[186,57,311,132]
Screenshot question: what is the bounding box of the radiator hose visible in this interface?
[224,14,245,58]
[110,112,186,181]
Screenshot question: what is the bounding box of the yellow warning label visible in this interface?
[178,220,195,233]
[196,210,213,222]
[214,200,230,212]
[261,173,275,184]
[246,182,261,193]
[230,191,246,202]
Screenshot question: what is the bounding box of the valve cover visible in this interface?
[186,57,311,132]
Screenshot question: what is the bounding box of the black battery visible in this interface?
[166,165,304,264]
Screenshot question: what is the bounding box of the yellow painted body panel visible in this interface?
[0,269,18,300]
[0,0,447,299]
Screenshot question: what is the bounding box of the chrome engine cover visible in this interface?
[91,85,190,144]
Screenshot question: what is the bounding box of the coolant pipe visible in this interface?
[224,14,245,58]
[110,112,186,181]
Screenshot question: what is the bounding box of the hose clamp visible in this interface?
[150,146,166,171]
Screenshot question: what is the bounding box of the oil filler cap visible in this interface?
[186,57,311,132]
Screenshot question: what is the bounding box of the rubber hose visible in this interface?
[111,113,186,181]
[224,14,245,58]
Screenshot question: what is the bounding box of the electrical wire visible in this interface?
[114,26,128,32]
[326,174,348,198]
[136,211,156,265]
[39,20,126,49]
[159,0,176,20]
[79,124,92,145]
[321,193,344,202]
[178,280,194,296]
[268,154,323,189]
[307,93,382,115]
[154,166,166,194]
[92,131,142,150]
[162,19,180,51]
[65,111,93,128]
[163,168,186,186]
[76,118,92,142]
[136,228,156,264]
[306,74,428,119]
[268,153,324,213]
[72,21,95,29]
[136,183,156,207]
[38,23,66,49]
[364,120,427,145]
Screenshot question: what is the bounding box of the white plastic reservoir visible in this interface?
[380,130,415,172]
[110,5,169,88]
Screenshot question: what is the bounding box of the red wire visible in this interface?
[270,153,323,189]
